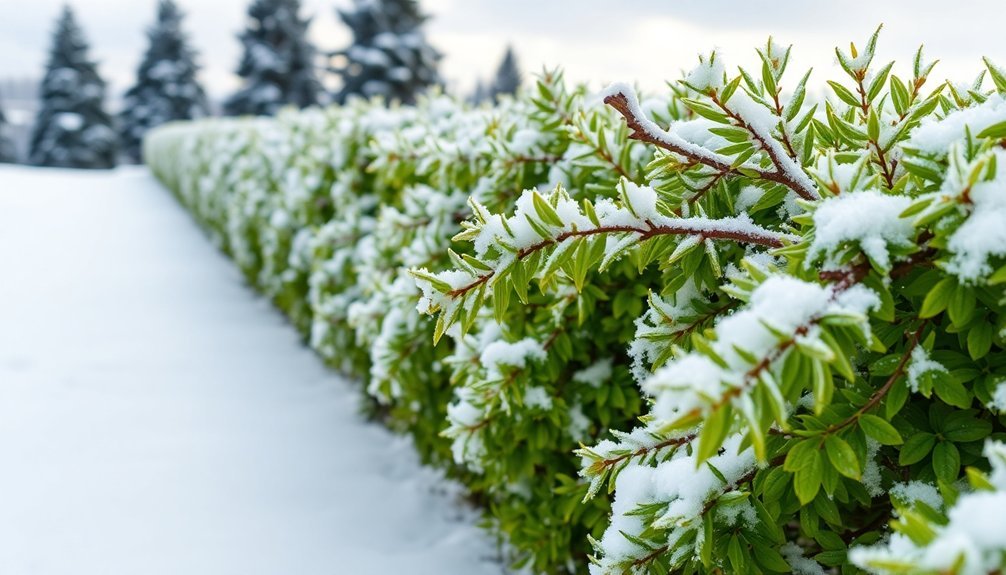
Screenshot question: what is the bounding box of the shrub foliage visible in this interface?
[147,29,1006,575]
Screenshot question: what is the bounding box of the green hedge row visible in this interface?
[145,73,666,573]
[147,30,1006,575]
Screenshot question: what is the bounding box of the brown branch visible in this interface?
[820,321,927,437]
[770,90,800,161]
[708,93,821,202]
[854,76,898,190]
[605,91,735,172]
[603,89,820,202]
[597,434,697,471]
[447,221,788,298]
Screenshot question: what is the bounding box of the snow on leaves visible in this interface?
[148,29,1006,575]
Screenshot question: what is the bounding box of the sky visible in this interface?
[1,0,1005,104]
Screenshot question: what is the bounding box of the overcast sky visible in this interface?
[1,0,1005,102]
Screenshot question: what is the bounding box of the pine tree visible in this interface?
[488,45,520,102]
[119,0,208,163]
[468,78,486,105]
[333,0,440,105]
[29,6,117,169]
[0,95,16,163]
[224,0,321,117]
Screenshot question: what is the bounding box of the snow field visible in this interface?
[0,166,500,575]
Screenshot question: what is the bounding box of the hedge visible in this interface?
[146,30,1006,575]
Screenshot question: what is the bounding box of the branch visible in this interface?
[447,218,791,298]
[602,84,820,202]
[594,433,697,472]
[821,321,927,436]
[708,93,821,202]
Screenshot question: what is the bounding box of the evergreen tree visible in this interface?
[119,0,208,162]
[333,0,440,105]
[468,78,487,105]
[0,95,16,163]
[29,6,117,169]
[224,0,321,117]
[488,45,520,102]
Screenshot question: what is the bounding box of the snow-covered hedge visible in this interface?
[146,72,653,572]
[148,29,1006,575]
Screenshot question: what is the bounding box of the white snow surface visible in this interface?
[0,166,500,575]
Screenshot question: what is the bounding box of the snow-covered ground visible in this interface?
[0,166,501,575]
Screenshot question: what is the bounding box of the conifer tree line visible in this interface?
[11,0,521,168]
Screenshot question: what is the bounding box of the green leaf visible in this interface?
[752,544,792,573]
[761,59,778,96]
[825,435,861,479]
[977,120,1006,139]
[886,376,909,420]
[795,450,823,504]
[967,321,994,360]
[988,264,1006,285]
[985,56,1006,94]
[696,404,733,463]
[828,80,861,107]
[860,414,903,445]
[727,534,746,573]
[785,439,820,472]
[932,441,961,484]
[890,76,909,116]
[868,61,895,101]
[700,512,714,567]
[683,98,729,123]
[867,108,880,141]
[820,330,855,382]
[785,70,812,123]
[967,466,995,490]
[531,191,564,227]
[812,360,834,415]
[492,279,511,324]
[932,371,971,409]
[943,415,992,442]
[411,269,452,294]
[899,432,935,465]
[947,284,976,327]
[720,75,743,104]
[920,277,955,318]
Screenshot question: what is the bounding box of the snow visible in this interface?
[909,94,1006,155]
[781,542,827,575]
[523,386,553,410]
[684,52,725,91]
[573,358,613,387]
[906,345,946,393]
[890,481,943,510]
[852,440,1006,575]
[942,149,1006,281]
[594,464,656,568]
[589,433,755,573]
[622,180,661,220]
[644,277,877,422]
[598,83,738,171]
[735,185,764,212]
[990,379,1006,412]
[729,91,820,200]
[479,337,546,379]
[806,190,915,272]
[0,166,499,575]
[598,83,819,201]
[56,112,83,131]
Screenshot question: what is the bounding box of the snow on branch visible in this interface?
[601,83,820,201]
[412,183,794,336]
